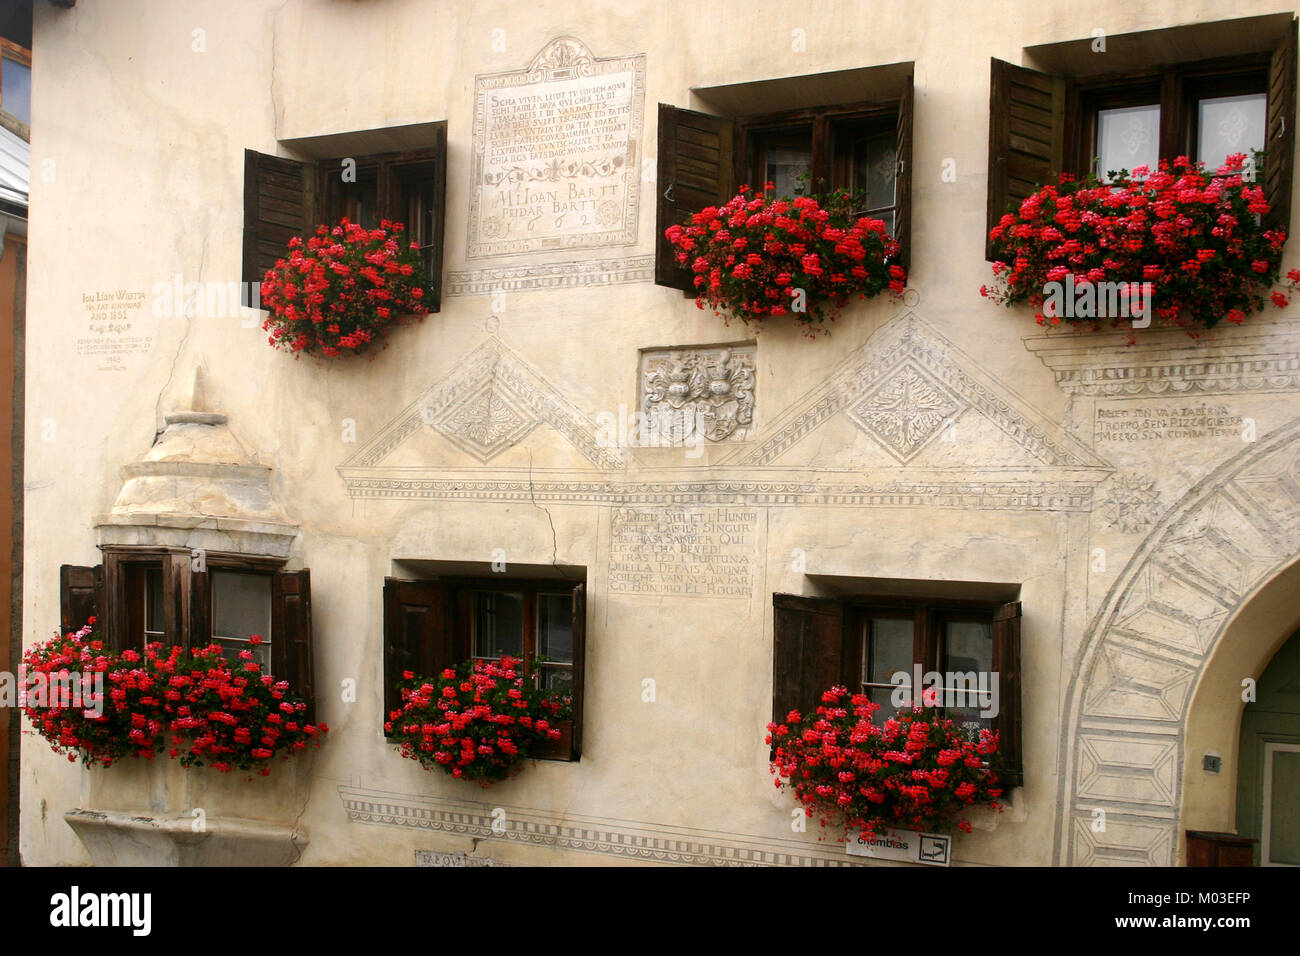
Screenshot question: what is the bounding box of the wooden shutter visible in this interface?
[986,59,1066,259]
[59,564,103,636]
[272,569,315,724]
[569,582,586,759]
[1265,18,1298,231]
[382,578,455,733]
[991,600,1022,788]
[771,594,846,731]
[893,70,914,271]
[655,103,735,291]
[242,149,315,287]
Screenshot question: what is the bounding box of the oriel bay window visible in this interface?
[655,62,914,292]
[383,576,586,761]
[59,549,315,720]
[772,593,1023,787]
[242,121,448,310]
[986,17,1297,256]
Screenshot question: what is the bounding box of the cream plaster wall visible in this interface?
[19,0,1300,866]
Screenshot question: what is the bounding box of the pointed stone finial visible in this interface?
[166,365,226,426]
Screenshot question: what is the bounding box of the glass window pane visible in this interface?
[756,130,813,197]
[212,571,272,642]
[539,664,572,693]
[2,58,30,126]
[941,620,994,740]
[1198,93,1267,173]
[472,591,524,660]
[851,131,896,213]
[537,593,573,663]
[861,617,912,710]
[1096,104,1160,180]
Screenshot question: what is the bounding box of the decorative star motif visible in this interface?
[848,362,963,462]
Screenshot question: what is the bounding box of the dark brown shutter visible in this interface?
[655,103,735,291]
[986,58,1066,259]
[382,577,454,733]
[1265,18,1298,231]
[991,600,1022,788]
[242,149,315,287]
[893,70,914,271]
[59,565,103,636]
[569,582,586,759]
[771,594,846,731]
[272,569,315,724]
[430,124,449,313]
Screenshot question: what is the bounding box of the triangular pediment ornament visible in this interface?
[341,336,625,470]
[727,313,1112,470]
[526,36,597,77]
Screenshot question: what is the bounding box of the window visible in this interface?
[382,576,586,761]
[772,593,1023,787]
[986,17,1297,257]
[654,65,914,292]
[0,38,30,130]
[59,549,316,720]
[241,124,448,310]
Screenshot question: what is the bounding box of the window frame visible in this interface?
[59,548,316,721]
[382,574,586,762]
[0,36,31,135]
[242,125,447,311]
[772,592,1023,788]
[1071,55,1271,180]
[655,67,914,293]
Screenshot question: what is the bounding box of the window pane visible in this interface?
[851,131,896,217]
[941,620,994,740]
[1096,104,1160,180]
[212,571,271,641]
[145,567,164,635]
[472,591,524,660]
[538,664,572,693]
[861,617,912,709]
[2,57,30,126]
[755,129,813,197]
[537,592,573,663]
[1198,93,1267,173]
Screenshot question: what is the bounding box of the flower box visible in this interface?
[665,185,906,332]
[981,154,1299,336]
[530,719,574,761]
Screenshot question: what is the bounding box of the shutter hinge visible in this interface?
[663,183,675,203]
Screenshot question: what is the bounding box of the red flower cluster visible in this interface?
[386,657,569,786]
[982,154,1299,333]
[767,685,1003,840]
[260,218,430,357]
[23,619,327,776]
[664,184,905,331]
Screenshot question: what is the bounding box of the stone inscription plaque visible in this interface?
[609,506,757,598]
[76,289,151,372]
[1094,404,1245,442]
[468,37,645,258]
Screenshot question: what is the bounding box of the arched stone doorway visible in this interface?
[1056,419,1300,866]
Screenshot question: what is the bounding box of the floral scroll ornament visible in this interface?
[643,347,755,444]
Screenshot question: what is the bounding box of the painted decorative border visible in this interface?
[446,255,654,295]
[340,786,870,867]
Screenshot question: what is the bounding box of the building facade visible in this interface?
[19,0,1300,866]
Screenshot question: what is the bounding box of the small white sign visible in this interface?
[846,827,951,866]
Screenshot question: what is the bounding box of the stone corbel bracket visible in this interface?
[65,809,307,867]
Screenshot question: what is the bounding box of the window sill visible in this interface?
[64,808,307,867]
